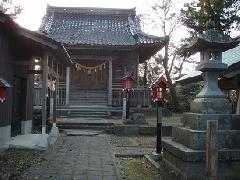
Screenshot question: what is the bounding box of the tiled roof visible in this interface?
[222,45,240,66]
[40,6,166,47]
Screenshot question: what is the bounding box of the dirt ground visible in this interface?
[119,158,160,180]
[0,149,43,180]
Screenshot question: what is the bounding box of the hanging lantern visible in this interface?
[0,78,11,103]
[122,75,136,92]
[151,76,169,102]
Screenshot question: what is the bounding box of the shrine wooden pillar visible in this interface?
[136,53,140,87]
[236,89,240,115]
[66,66,70,105]
[108,58,112,106]
[42,53,48,134]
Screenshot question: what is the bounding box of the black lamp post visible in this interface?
[151,76,169,154]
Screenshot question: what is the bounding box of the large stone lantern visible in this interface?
[185,29,239,114]
[159,25,240,180]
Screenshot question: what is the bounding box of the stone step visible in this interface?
[58,122,113,126]
[69,102,108,106]
[70,95,107,97]
[57,111,110,118]
[161,139,240,180]
[172,126,240,150]
[70,93,107,96]
[56,106,119,117]
[69,98,108,101]
[69,100,108,103]
[57,105,122,111]
[182,112,240,130]
[70,90,107,93]
[58,124,114,132]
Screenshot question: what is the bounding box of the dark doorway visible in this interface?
[73,60,108,90]
[11,76,26,137]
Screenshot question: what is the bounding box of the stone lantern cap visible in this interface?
[182,30,239,54]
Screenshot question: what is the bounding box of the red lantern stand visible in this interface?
[122,76,135,119]
[0,78,10,103]
[151,76,169,154]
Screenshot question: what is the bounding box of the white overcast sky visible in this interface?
[16,0,186,31]
[15,0,196,73]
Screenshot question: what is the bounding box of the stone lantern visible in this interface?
[159,24,240,180]
[186,28,239,114]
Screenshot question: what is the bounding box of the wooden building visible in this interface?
[40,6,168,115]
[0,12,71,145]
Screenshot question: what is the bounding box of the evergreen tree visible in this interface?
[180,0,240,36]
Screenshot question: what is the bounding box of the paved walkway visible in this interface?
[22,134,120,180]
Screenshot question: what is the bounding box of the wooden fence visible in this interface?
[34,85,151,107]
[112,87,152,107]
[34,81,66,107]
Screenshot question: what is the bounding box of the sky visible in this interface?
[16,0,186,31]
[16,0,149,30]
[14,0,196,74]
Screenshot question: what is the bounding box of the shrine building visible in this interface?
[39,6,168,115]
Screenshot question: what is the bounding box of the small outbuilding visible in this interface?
[0,12,71,146]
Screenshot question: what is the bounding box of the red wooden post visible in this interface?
[122,75,135,119]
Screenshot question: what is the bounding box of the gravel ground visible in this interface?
[109,135,157,156]
[109,135,156,147]
[0,148,43,180]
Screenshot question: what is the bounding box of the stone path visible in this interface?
[22,134,120,180]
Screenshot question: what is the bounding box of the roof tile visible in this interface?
[40,6,164,46]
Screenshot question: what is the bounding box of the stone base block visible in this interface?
[0,125,11,145]
[190,97,231,114]
[124,113,147,124]
[160,150,240,180]
[161,138,240,179]
[172,127,240,150]
[182,112,240,130]
[114,125,139,135]
[21,120,32,134]
[162,138,240,162]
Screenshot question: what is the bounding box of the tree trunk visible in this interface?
[163,44,180,112]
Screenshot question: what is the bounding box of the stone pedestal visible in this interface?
[123,113,146,124]
[160,28,240,180]
[160,113,240,180]
[190,61,232,114]
[160,52,240,180]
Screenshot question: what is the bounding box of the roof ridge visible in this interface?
[46,5,136,15]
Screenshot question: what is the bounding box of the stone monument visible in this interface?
[160,25,240,179]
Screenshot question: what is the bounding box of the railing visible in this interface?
[33,87,42,106]
[112,87,152,107]
[56,82,66,106]
[34,84,151,107]
[33,81,66,107]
